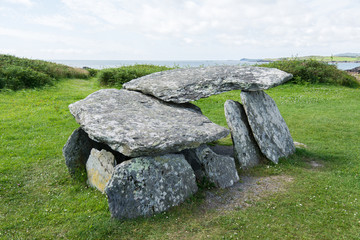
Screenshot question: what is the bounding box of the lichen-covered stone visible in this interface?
[240,91,295,163]
[224,100,263,168]
[104,154,197,219]
[69,89,229,157]
[123,66,293,103]
[86,149,116,193]
[182,144,239,188]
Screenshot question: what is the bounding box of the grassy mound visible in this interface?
[0,54,90,90]
[259,59,360,88]
[98,64,173,87]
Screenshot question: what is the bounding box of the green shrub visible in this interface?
[259,59,359,88]
[0,65,54,90]
[98,64,173,87]
[0,54,90,91]
[84,67,99,77]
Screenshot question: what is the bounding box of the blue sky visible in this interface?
[1,0,359,60]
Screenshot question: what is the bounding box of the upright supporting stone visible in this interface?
[224,100,263,168]
[86,149,116,193]
[104,154,198,219]
[182,144,239,188]
[63,128,94,176]
[63,127,127,177]
[240,91,295,163]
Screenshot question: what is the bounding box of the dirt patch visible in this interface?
[201,175,293,212]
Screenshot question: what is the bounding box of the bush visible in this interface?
[0,54,90,91]
[259,59,359,88]
[0,65,54,90]
[98,64,173,87]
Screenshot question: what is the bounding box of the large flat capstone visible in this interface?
[123,66,293,103]
[104,154,198,219]
[224,100,263,168]
[240,91,295,163]
[69,89,229,157]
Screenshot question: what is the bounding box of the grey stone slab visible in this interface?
[69,89,229,157]
[86,149,116,193]
[224,100,263,168]
[104,154,197,219]
[123,66,293,103]
[240,91,295,163]
[182,144,239,188]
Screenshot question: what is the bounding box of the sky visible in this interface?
[0,0,359,60]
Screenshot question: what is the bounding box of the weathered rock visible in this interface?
[182,144,239,188]
[69,89,229,157]
[224,100,263,168]
[86,149,116,193]
[63,128,94,176]
[63,127,128,176]
[240,91,295,163]
[104,154,197,219]
[123,66,293,103]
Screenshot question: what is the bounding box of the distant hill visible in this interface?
[334,53,360,57]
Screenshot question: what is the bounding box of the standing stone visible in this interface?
[123,66,293,103]
[240,91,295,163]
[63,127,128,177]
[63,128,94,176]
[182,144,239,188]
[69,89,229,157]
[104,154,198,219]
[86,149,116,193]
[224,100,263,168]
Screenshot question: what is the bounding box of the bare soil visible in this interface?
[202,175,293,212]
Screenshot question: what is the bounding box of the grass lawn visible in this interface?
[1,78,359,239]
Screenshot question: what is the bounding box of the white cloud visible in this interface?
[4,0,33,6]
[33,15,74,30]
[2,0,360,59]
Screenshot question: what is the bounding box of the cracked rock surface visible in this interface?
[240,91,295,163]
[123,66,293,103]
[104,154,197,219]
[69,89,229,157]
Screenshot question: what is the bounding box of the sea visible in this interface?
[49,59,360,71]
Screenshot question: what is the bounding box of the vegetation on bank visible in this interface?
[98,64,173,88]
[0,54,90,90]
[266,55,360,62]
[1,78,359,239]
[259,59,360,88]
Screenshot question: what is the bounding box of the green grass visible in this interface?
[1,78,360,239]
